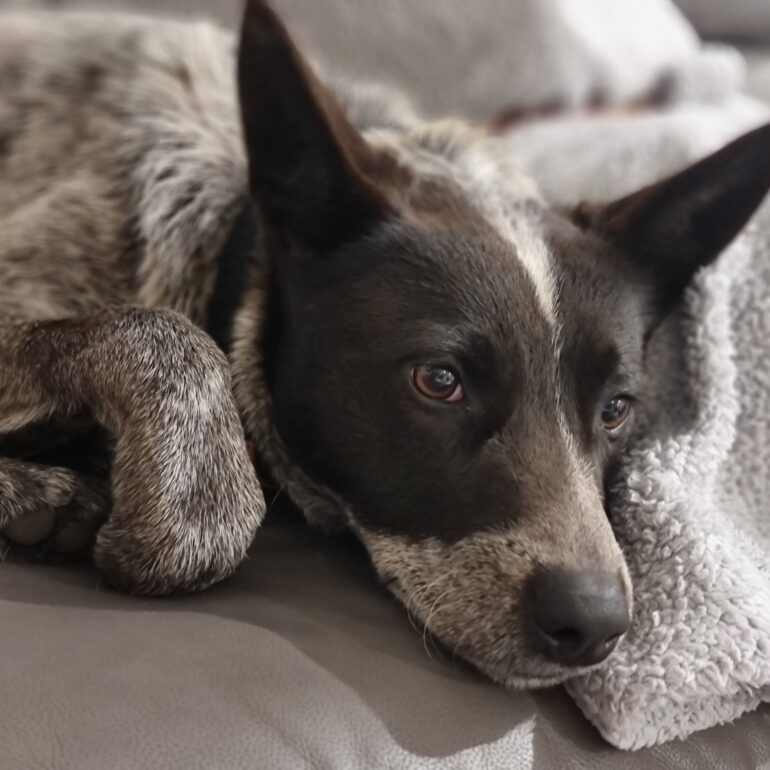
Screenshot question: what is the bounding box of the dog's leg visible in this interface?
[0,309,265,594]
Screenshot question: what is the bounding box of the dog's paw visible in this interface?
[1,467,111,561]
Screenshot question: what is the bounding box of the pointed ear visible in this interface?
[576,123,770,316]
[237,0,391,250]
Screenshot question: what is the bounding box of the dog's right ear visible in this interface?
[237,0,391,251]
[574,123,770,324]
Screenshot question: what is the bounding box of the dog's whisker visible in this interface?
[396,570,463,665]
[421,588,457,664]
[267,484,287,510]
[404,604,426,650]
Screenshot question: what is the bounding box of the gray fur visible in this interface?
[0,13,265,594]
[1,309,264,594]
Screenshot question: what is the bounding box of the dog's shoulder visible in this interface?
[0,10,246,320]
[0,10,230,83]
[0,9,242,165]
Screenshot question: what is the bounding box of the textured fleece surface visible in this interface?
[505,95,770,749]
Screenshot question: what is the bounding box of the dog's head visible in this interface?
[234,1,770,686]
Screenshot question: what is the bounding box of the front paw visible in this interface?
[86,316,265,595]
[1,467,111,561]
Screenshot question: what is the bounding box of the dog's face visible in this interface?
[237,2,770,686]
[265,217,643,687]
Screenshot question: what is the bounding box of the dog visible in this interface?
[1,0,769,689]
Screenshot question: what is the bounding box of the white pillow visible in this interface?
[13,0,742,119]
[273,0,707,119]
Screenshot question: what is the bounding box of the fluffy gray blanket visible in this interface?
[504,95,770,748]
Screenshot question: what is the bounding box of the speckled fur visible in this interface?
[0,12,261,593]
[0,11,562,597]
[1,309,264,594]
[0,8,623,685]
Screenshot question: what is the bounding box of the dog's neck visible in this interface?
[218,97,544,534]
[228,267,354,532]
[207,208,341,527]
[206,201,257,352]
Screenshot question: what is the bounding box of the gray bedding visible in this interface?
[2,510,769,769]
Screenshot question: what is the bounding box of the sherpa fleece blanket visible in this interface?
[504,95,770,749]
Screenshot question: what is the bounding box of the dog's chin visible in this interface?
[473,658,598,690]
[383,581,599,690]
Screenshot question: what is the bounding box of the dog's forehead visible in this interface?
[337,222,560,375]
[361,124,558,329]
[543,213,649,363]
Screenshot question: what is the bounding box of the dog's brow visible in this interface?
[401,326,508,382]
[400,324,483,357]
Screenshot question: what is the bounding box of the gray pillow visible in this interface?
[675,0,770,41]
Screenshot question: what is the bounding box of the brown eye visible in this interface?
[412,364,464,402]
[601,396,632,432]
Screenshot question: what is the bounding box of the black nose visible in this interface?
[532,568,629,667]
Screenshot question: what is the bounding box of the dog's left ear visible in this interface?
[576,123,770,321]
[237,0,392,252]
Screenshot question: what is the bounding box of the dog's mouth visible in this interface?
[473,656,605,690]
[382,575,608,689]
[439,630,608,691]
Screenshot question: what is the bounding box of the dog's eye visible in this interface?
[412,364,464,402]
[600,396,632,432]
